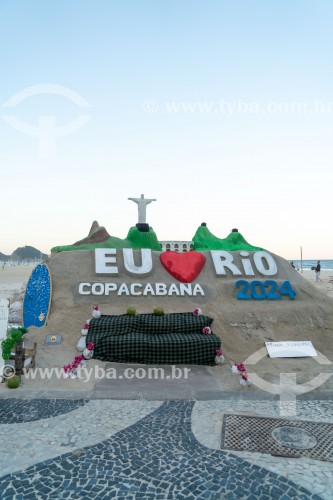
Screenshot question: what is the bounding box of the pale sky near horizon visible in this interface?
[1,0,332,259]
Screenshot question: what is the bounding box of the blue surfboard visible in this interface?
[23,264,52,328]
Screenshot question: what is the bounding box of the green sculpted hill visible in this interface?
[192,225,264,252]
[51,221,162,252]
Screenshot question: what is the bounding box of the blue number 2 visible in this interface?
[236,280,252,300]
[264,280,281,300]
[251,281,266,300]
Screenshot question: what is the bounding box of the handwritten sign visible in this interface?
[265,341,317,358]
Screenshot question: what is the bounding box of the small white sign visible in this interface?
[265,341,317,358]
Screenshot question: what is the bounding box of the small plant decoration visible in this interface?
[7,375,21,389]
[1,327,28,360]
[153,306,164,316]
[127,305,136,316]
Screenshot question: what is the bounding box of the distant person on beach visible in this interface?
[290,261,295,268]
[315,260,321,282]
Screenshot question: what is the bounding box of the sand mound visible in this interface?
[0,250,328,396]
[20,250,332,385]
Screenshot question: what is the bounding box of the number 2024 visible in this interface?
[236,280,296,300]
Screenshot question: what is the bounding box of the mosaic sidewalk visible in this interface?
[0,398,330,499]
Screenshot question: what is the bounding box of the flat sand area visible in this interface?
[0,264,34,300]
[301,268,333,298]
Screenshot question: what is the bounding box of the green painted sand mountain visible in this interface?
[51,221,161,252]
[192,225,264,251]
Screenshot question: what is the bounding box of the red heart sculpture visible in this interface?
[160,251,206,283]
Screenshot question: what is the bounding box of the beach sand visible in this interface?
[0,263,34,300]
[297,269,333,299]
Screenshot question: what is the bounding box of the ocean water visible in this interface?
[289,259,333,271]
[1,258,332,270]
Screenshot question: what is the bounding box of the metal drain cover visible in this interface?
[221,414,333,462]
[271,426,317,450]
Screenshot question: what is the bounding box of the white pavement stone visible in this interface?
[192,399,333,500]
[0,400,161,477]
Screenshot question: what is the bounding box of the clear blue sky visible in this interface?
[1,0,332,258]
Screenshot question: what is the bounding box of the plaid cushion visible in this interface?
[88,312,213,336]
[86,313,220,365]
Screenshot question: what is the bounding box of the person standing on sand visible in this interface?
[315,260,321,282]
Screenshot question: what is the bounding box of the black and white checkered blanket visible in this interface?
[86,313,221,365]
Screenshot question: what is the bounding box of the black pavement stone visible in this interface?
[271,485,285,497]
[225,493,238,499]
[0,400,318,499]
[0,398,88,423]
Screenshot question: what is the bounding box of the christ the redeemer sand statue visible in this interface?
[128,194,157,223]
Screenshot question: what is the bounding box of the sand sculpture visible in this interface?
[18,196,333,392]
